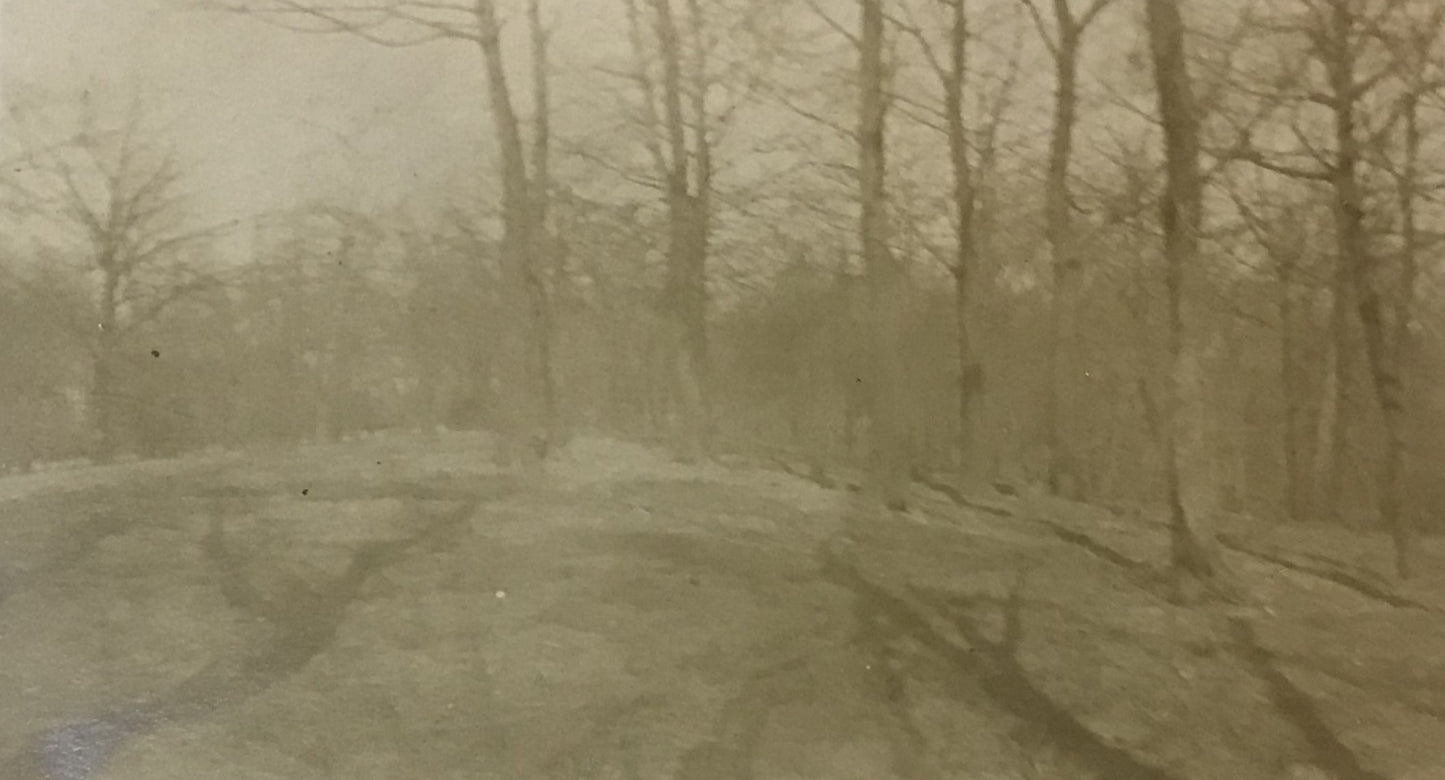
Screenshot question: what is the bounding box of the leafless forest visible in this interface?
[2,0,1445,778]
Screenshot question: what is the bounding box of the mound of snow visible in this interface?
[550,437,708,490]
[549,437,842,516]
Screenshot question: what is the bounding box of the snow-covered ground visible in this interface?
[1,431,1442,779]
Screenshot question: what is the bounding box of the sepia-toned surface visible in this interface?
[4,0,1445,777]
[0,434,1441,778]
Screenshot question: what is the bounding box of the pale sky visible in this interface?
[1,0,629,227]
[0,0,1150,268]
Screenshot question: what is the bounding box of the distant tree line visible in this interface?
[2,0,1443,584]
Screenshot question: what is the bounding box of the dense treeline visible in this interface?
[2,0,1443,579]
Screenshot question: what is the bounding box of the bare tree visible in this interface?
[256,205,401,443]
[892,0,1021,481]
[1361,1,1444,577]
[1226,180,1318,524]
[858,0,910,510]
[1223,0,1445,577]
[211,0,556,469]
[626,0,715,461]
[528,0,564,452]
[584,0,784,460]
[1144,0,1228,594]
[2,96,226,457]
[1019,0,1117,498]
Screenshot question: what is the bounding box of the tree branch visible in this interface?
[1076,0,1117,32]
[1016,0,1059,58]
[202,0,479,45]
[801,0,860,50]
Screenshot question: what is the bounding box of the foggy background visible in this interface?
[1,0,1442,548]
[4,2,1445,778]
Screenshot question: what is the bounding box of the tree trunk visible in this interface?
[528,0,562,455]
[93,269,123,459]
[1276,230,1304,523]
[684,0,715,454]
[946,0,982,481]
[1312,225,1354,524]
[1312,300,1343,520]
[1382,92,1422,579]
[650,0,711,462]
[954,268,981,475]
[1144,0,1224,590]
[1324,1,1413,578]
[476,0,545,471]
[1044,29,1082,499]
[835,269,868,462]
[859,0,909,511]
